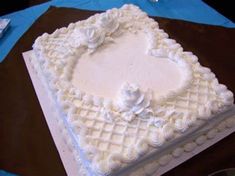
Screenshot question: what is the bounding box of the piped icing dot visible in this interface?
[161,124,175,140]
[195,135,207,145]
[217,121,227,131]
[83,94,93,105]
[174,119,189,132]
[143,161,159,175]
[107,153,122,171]
[122,148,139,163]
[158,154,172,166]
[98,12,119,34]
[198,105,212,120]
[207,129,218,139]
[172,147,184,157]
[225,118,235,128]
[135,138,149,155]
[184,142,196,152]
[148,132,165,147]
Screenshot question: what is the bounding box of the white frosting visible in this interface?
[135,138,149,155]
[158,154,172,166]
[148,116,167,128]
[98,12,119,34]
[78,27,105,49]
[184,142,196,152]
[32,4,234,176]
[207,129,218,139]
[100,108,115,122]
[195,135,207,145]
[161,124,175,140]
[143,161,159,175]
[198,105,212,120]
[148,132,165,147]
[72,32,185,101]
[129,168,145,176]
[174,119,189,132]
[217,121,227,132]
[122,148,139,163]
[117,82,152,117]
[225,118,235,128]
[120,111,135,122]
[172,147,184,157]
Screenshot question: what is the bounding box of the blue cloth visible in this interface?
[0,0,234,62]
[0,170,17,176]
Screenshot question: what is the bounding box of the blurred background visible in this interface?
[0,0,47,15]
[0,0,234,23]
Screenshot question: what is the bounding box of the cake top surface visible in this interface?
[72,31,184,100]
[33,4,234,175]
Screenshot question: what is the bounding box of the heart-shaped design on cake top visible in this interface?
[32,4,233,175]
[71,26,193,122]
[58,7,193,122]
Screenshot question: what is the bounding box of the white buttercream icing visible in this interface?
[172,147,184,157]
[82,94,93,105]
[98,12,119,34]
[107,154,121,171]
[135,138,149,155]
[158,154,172,166]
[122,148,139,163]
[184,142,196,152]
[72,31,186,102]
[78,27,105,49]
[94,160,111,175]
[120,111,136,122]
[129,168,145,176]
[143,161,159,175]
[117,82,152,118]
[31,4,235,176]
[198,105,212,120]
[148,116,167,128]
[195,135,207,145]
[161,124,175,140]
[225,118,235,128]
[217,121,227,132]
[175,119,189,132]
[100,108,115,122]
[207,129,218,139]
[148,132,165,147]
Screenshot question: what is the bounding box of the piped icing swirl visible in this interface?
[117,82,152,118]
[99,12,119,34]
[79,27,105,49]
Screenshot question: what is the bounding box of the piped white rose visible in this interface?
[98,12,119,35]
[79,27,105,49]
[117,82,153,121]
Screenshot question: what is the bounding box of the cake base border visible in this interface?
[23,50,235,176]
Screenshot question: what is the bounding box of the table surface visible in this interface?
[0,0,235,63]
[0,1,235,176]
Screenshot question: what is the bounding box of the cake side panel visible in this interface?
[23,51,88,176]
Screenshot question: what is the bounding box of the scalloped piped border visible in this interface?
[26,50,235,176]
[33,4,193,109]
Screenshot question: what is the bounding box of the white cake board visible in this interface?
[23,50,235,176]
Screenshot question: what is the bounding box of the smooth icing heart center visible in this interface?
[72,32,185,100]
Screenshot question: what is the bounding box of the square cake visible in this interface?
[30,4,235,176]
